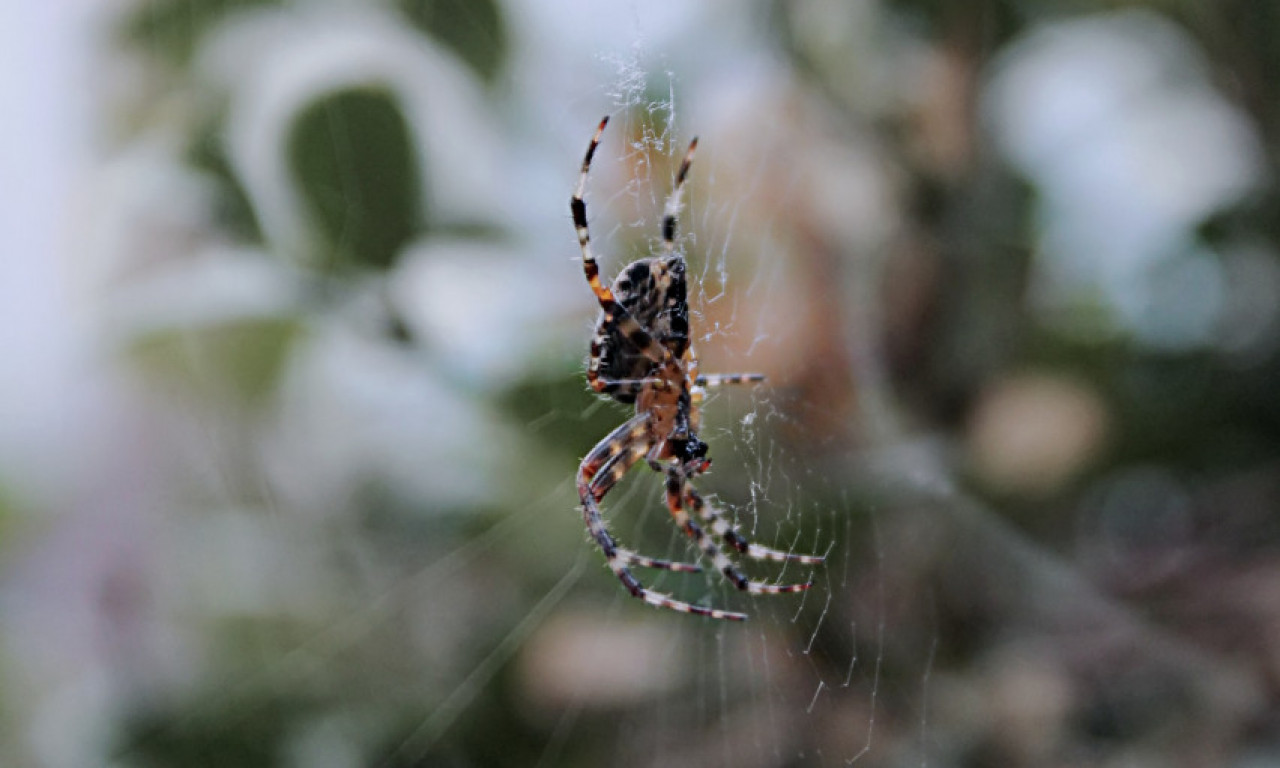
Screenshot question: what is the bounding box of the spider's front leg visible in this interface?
[572,117,673,371]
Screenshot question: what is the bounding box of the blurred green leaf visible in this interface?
[130,317,301,406]
[289,89,425,273]
[0,484,14,554]
[190,123,263,243]
[120,691,309,768]
[400,0,508,83]
[121,0,283,66]
[499,375,624,461]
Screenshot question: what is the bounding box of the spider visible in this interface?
[571,116,824,620]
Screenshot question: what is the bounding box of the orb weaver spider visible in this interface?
[572,116,824,620]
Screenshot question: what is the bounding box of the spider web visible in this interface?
[272,42,904,768]
[521,59,898,768]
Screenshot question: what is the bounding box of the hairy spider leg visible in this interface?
[662,136,698,255]
[660,469,813,596]
[581,420,649,502]
[583,421,702,574]
[696,373,767,387]
[586,372,667,401]
[586,440,701,573]
[682,484,826,565]
[579,482,744,619]
[572,116,675,397]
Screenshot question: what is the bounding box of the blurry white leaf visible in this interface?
[984,11,1266,350]
[202,6,501,264]
[265,322,516,514]
[389,239,582,387]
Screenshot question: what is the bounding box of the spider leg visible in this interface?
[682,484,826,565]
[586,435,701,574]
[587,379,653,399]
[586,332,670,397]
[579,413,650,490]
[662,136,698,255]
[573,117,670,368]
[579,484,744,620]
[660,469,813,595]
[696,373,766,387]
[585,316,671,397]
[579,418,714,611]
[614,548,701,573]
[586,438,648,502]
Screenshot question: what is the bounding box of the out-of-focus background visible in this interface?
[3,1,1279,766]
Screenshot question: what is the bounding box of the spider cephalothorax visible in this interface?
[571,116,824,620]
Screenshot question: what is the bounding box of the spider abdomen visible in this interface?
[593,257,690,404]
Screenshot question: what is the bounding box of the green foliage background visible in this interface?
[2,1,1278,766]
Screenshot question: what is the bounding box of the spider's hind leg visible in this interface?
[585,435,702,575]
[683,484,826,566]
[581,491,744,619]
[579,415,714,603]
[662,472,815,595]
